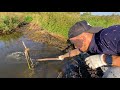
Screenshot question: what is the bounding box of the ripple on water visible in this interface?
[5,52,26,63]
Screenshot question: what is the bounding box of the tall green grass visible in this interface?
[28,12,120,38]
[80,14,120,28]
[31,12,81,38]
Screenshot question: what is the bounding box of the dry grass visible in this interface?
[22,23,67,50]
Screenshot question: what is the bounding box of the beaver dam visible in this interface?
[0,24,103,78]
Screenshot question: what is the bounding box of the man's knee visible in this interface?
[102,67,120,78]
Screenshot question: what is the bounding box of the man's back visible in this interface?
[88,25,120,55]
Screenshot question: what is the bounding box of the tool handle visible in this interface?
[22,41,27,49]
[36,58,61,61]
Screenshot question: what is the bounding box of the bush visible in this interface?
[0,15,33,35]
[24,16,33,23]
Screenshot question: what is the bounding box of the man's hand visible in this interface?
[85,54,107,70]
[58,55,65,60]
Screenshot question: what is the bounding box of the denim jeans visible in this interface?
[101,66,120,78]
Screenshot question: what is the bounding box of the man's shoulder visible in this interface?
[99,25,120,33]
[107,25,120,29]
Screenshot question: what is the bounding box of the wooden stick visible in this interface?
[22,41,27,48]
[36,58,61,62]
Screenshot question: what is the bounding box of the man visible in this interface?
[58,20,120,78]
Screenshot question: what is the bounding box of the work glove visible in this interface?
[85,54,107,70]
[58,55,65,60]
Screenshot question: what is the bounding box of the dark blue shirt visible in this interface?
[88,25,120,55]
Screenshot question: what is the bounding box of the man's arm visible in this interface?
[58,49,81,60]
[85,54,120,70]
[103,55,120,66]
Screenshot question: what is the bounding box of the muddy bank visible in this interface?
[19,23,67,51]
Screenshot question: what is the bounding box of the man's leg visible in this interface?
[101,66,120,78]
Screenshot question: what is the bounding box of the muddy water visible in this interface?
[0,32,64,78]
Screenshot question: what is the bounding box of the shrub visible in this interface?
[0,15,33,35]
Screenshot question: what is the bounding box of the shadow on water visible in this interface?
[0,32,64,78]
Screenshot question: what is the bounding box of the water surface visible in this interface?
[0,32,63,78]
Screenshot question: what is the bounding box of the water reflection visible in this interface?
[0,32,23,42]
[0,32,63,78]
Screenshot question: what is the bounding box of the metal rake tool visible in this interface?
[22,41,34,70]
[22,41,62,70]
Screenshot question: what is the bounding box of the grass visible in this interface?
[24,12,81,38]
[28,12,120,38]
[0,12,33,35]
[80,14,120,28]
[36,12,81,38]
[1,12,120,39]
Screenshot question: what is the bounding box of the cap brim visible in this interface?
[86,27,103,33]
